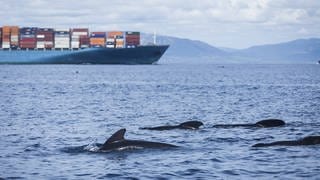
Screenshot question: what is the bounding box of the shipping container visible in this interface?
[79,35,90,48]
[1,26,141,50]
[1,26,21,48]
[71,28,88,48]
[54,29,70,48]
[2,26,12,48]
[89,32,105,47]
[37,28,54,49]
[90,32,106,38]
[125,31,140,35]
[19,27,37,48]
[125,31,140,46]
[107,31,123,38]
[90,38,105,47]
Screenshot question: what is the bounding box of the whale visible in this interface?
[140,121,204,130]
[99,128,177,151]
[212,119,285,128]
[252,136,320,147]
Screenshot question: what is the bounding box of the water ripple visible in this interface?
[0,64,319,179]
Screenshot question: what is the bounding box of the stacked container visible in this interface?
[54,29,70,49]
[10,26,19,49]
[71,28,89,49]
[1,26,11,49]
[107,31,124,48]
[36,28,54,49]
[106,38,115,48]
[115,35,124,48]
[125,32,140,48]
[90,32,105,47]
[20,27,37,49]
[80,35,90,48]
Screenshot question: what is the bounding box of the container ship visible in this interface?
[0,26,169,64]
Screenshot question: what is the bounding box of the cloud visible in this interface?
[0,0,319,48]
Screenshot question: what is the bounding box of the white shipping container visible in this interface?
[71,35,80,38]
[106,45,114,48]
[54,45,70,48]
[72,32,88,36]
[36,44,45,48]
[55,38,69,40]
[54,42,69,44]
[55,40,70,42]
[55,38,69,41]
[55,40,70,43]
[2,44,10,48]
[55,37,70,39]
[55,42,70,45]
[37,35,45,38]
[55,28,69,32]
[54,35,70,38]
[54,43,69,45]
[107,38,114,41]
[71,43,80,48]
[80,45,89,48]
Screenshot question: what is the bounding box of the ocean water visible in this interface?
[0,64,319,179]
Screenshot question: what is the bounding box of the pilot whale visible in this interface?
[212,119,285,128]
[99,128,177,151]
[252,136,320,147]
[140,121,204,130]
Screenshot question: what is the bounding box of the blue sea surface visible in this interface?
[0,64,320,179]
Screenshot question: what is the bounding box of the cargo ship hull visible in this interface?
[0,45,169,64]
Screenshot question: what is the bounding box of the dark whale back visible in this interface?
[213,119,285,128]
[252,135,320,147]
[299,136,320,145]
[255,119,285,127]
[140,121,204,130]
[179,121,204,129]
[100,128,177,151]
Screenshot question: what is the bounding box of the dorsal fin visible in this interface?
[104,128,126,144]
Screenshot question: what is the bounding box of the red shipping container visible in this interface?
[72,28,89,32]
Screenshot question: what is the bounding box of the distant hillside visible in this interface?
[142,34,320,64]
[141,34,227,63]
[233,38,320,63]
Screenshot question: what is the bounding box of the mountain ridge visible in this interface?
[142,34,320,64]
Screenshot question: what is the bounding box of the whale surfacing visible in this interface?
[140,121,204,131]
[252,136,320,147]
[212,119,285,128]
[99,129,177,151]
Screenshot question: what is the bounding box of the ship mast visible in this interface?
[153,31,157,45]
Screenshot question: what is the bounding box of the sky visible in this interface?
[1,0,320,48]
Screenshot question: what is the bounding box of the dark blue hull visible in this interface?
[0,45,169,64]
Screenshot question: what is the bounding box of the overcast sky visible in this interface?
[1,0,320,48]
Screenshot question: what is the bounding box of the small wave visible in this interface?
[83,143,101,152]
[97,174,123,179]
[24,143,41,152]
[60,145,91,154]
